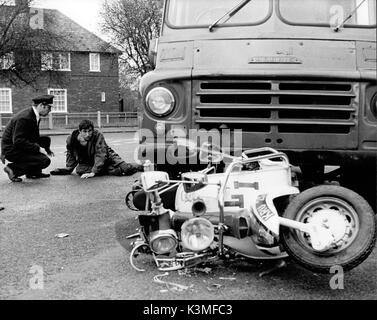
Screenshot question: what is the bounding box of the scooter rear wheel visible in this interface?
[280,185,376,273]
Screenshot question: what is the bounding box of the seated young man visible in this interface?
[51,119,143,178]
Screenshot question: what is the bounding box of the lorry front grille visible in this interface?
[193,80,356,135]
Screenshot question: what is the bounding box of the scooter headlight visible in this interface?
[181,218,214,251]
[146,87,175,117]
[150,229,178,254]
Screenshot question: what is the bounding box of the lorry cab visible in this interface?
[138,0,376,207]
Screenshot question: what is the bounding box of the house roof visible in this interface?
[0,5,121,54]
[42,8,121,54]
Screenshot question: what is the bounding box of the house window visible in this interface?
[89,53,100,72]
[41,52,70,71]
[0,52,14,69]
[41,52,53,70]
[58,52,71,71]
[48,89,67,113]
[0,88,12,113]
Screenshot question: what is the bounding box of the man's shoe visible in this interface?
[50,168,72,175]
[3,166,22,182]
[26,173,50,179]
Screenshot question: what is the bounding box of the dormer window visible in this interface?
[89,53,100,72]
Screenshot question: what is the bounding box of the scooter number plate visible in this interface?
[255,194,274,222]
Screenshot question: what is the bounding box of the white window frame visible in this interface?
[58,52,71,71]
[0,52,14,69]
[41,52,53,70]
[41,52,70,71]
[47,88,67,113]
[0,88,12,113]
[89,53,101,72]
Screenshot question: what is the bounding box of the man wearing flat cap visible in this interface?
[1,94,55,182]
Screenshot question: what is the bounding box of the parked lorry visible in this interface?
[138,0,377,208]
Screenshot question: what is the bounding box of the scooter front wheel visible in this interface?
[280,185,376,273]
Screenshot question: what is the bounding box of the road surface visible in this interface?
[0,133,376,302]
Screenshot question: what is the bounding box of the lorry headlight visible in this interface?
[146,87,175,116]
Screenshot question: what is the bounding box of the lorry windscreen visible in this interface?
[278,0,376,27]
[166,0,271,27]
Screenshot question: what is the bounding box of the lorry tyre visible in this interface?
[281,185,376,273]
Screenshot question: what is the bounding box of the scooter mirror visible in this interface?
[181,172,208,193]
[141,171,170,192]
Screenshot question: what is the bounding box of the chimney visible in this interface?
[13,0,32,28]
[14,0,30,8]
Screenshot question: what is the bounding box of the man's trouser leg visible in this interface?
[6,153,50,177]
[107,147,142,176]
[107,161,143,176]
[106,164,123,176]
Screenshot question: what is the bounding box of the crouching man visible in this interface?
[1,94,55,182]
[51,119,143,178]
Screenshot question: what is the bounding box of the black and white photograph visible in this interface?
[0,0,376,313]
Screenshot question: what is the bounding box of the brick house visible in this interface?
[0,6,121,117]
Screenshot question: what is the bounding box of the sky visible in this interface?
[32,0,107,40]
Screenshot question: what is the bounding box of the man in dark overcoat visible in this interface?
[1,95,55,182]
[50,119,143,178]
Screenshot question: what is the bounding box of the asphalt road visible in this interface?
[0,132,376,301]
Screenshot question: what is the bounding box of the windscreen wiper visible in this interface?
[334,0,367,32]
[209,0,253,32]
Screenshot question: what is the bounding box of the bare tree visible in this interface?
[100,0,162,78]
[0,0,71,87]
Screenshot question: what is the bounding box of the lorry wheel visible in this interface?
[280,185,376,273]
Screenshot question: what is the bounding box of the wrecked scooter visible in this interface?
[126,143,376,274]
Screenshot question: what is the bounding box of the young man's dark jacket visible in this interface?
[1,108,42,158]
[66,129,124,174]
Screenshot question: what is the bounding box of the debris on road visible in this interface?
[55,233,70,238]
[177,267,212,277]
[219,277,236,281]
[194,267,212,274]
[206,283,223,291]
[153,272,193,293]
[178,268,191,277]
